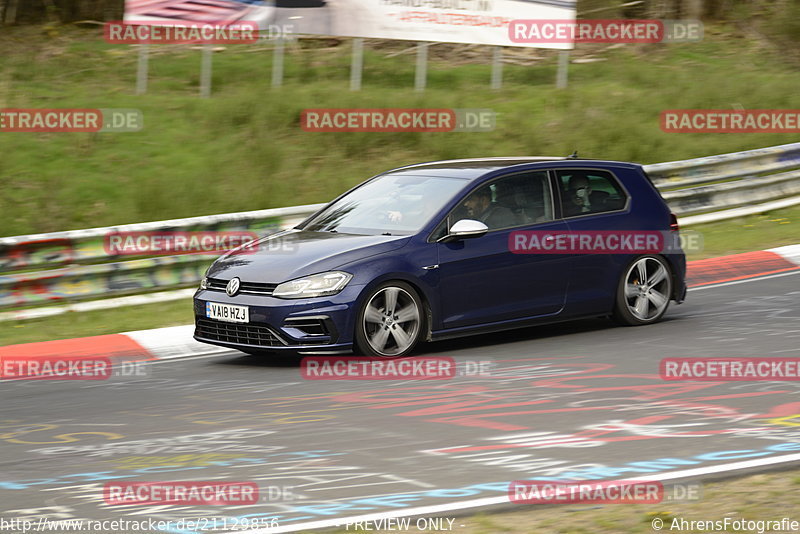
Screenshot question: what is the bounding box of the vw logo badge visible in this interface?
[226,277,241,297]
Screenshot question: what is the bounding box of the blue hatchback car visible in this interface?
[194,158,687,357]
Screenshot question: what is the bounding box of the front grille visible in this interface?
[195,318,288,347]
[207,277,277,296]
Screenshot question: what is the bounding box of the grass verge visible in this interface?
[1,299,193,346]
[323,469,800,534]
[684,204,800,260]
[1,25,800,235]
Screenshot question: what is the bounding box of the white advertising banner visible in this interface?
[123,0,275,29]
[122,0,577,49]
[318,0,575,48]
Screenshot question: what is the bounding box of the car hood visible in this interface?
[206,229,410,283]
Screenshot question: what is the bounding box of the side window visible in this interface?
[557,169,627,218]
[431,217,450,242]
[441,171,553,235]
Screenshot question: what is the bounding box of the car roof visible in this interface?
[383,157,639,180]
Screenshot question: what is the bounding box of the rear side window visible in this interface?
[557,169,627,218]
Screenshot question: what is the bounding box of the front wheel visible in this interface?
[355,281,425,357]
[612,255,673,326]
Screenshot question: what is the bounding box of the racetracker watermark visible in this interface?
[509,480,663,504]
[0,518,281,533]
[341,518,457,531]
[509,230,702,254]
[259,24,296,42]
[0,357,150,380]
[301,109,495,132]
[661,109,800,133]
[0,108,142,132]
[653,517,799,532]
[508,19,702,44]
[103,481,259,505]
[105,21,259,44]
[301,357,456,380]
[104,231,259,256]
[661,358,800,381]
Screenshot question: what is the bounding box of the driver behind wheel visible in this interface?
[461,186,517,229]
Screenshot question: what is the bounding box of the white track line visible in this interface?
[232,453,800,533]
[688,269,800,291]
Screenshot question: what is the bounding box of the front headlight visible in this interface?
[199,277,208,290]
[272,271,353,299]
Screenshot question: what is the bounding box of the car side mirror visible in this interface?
[438,219,489,243]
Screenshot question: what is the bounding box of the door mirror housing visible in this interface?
[438,219,489,243]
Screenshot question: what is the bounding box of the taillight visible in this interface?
[669,213,679,232]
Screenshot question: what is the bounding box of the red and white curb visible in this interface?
[689,244,800,286]
[123,324,229,359]
[1,245,799,362]
[771,243,800,265]
[0,325,223,362]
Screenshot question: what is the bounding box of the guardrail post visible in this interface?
[350,38,364,91]
[556,51,569,89]
[200,44,213,98]
[136,44,149,95]
[491,46,503,90]
[415,42,428,93]
[272,37,285,88]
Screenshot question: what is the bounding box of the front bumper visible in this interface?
[193,284,364,354]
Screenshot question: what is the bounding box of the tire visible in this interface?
[612,255,673,326]
[355,281,425,357]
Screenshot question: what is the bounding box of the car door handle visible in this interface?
[423,264,439,270]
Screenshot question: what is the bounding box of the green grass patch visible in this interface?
[378,470,800,534]
[686,204,800,260]
[1,26,800,235]
[0,298,193,346]
[322,470,800,534]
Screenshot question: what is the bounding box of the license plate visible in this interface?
[206,302,249,323]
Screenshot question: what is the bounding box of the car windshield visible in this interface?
[301,172,468,235]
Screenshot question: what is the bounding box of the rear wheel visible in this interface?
[355,282,425,357]
[612,255,672,325]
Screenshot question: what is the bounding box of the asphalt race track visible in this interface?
[1,271,800,533]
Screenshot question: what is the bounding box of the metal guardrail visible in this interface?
[644,141,800,216]
[659,168,800,216]
[2,142,800,311]
[0,204,324,272]
[644,143,800,217]
[644,142,800,188]
[0,205,324,309]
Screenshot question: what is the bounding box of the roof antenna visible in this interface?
[567,150,578,159]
